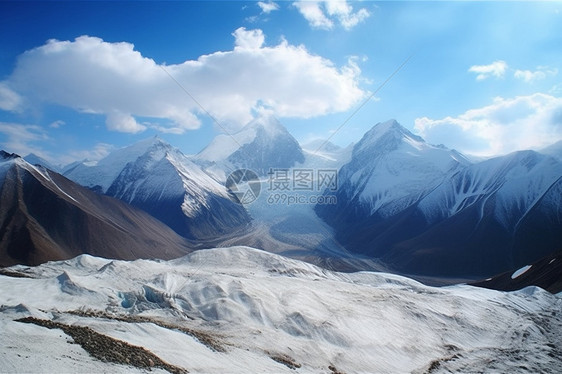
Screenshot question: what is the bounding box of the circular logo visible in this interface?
[226,169,261,205]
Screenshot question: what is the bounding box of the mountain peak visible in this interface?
[365,119,422,143]
[1,150,21,161]
[24,153,60,172]
[97,136,171,167]
[64,135,176,193]
[246,114,286,137]
[195,115,304,178]
[132,135,170,151]
[354,119,424,157]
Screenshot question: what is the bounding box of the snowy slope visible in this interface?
[541,139,562,162]
[194,115,304,181]
[64,137,251,240]
[300,139,353,170]
[418,150,562,227]
[64,137,160,193]
[23,153,61,172]
[213,121,469,265]
[209,138,352,260]
[106,140,231,217]
[329,119,470,217]
[1,246,561,373]
[317,127,562,277]
[103,139,250,240]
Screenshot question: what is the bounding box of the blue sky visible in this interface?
[1,1,561,165]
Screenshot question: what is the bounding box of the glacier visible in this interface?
[1,247,561,373]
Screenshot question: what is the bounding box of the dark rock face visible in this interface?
[0,156,192,267]
[471,251,562,294]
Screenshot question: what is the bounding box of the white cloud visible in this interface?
[0,122,50,158]
[514,69,546,83]
[514,67,558,83]
[414,93,562,156]
[257,1,279,14]
[550,83,562,95]
[0,121,113,165]
[0,83,23,111]
[293,0,370,30]
[105,111,146,133]
[468,60,508,81]
[324,0,370,30]
[49,120,65,128]
[63,142,115,165]
[2,32,365,133]
[232,27,265,49]
[469,61,558,83]
[293,1,333,29]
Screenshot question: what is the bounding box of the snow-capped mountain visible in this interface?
[65,137,251,240]
[1,246,561,373]
[317,119,470,220]
[394,150,562,276]
[541,139,562,162]
[196,125,354,262]
[64,137,163,193]
[316,121,562,277]
[23,153,61,172]
[300,139,353,170]
[194,115,305,181]
[418,150,562,227]
[0,151,192,266]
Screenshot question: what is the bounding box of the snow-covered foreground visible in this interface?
[1,247,561,373]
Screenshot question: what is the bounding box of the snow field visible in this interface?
[1,246,561,373]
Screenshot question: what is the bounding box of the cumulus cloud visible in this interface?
[1,31,365,134]
[514,66,558,83]
[414,93,562,156]
[293,1,334,29]
[105,111,146,133]
[257,1,279,14]
[232,27,265,49]
[293,0,370,30]
[468,60,508,81]
[324,0,370,29]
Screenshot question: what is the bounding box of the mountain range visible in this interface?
[316,120,562,277]
[4,116,562,287]
[0,151,192,266]
[64,137,251,240]
[193,115,305,181]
